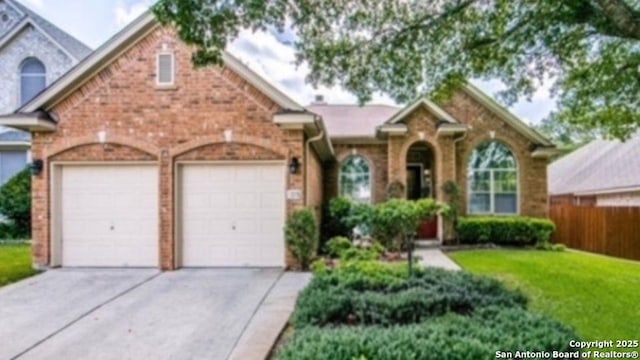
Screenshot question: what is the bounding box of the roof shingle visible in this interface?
[548,135,640,195]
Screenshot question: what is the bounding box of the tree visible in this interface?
[535,115,604,152]
[153,0,640,140]
[0,169,31,238]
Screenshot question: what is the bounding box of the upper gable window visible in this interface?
[340,156,372,203]
[20,58,46,105]
[468,141,518,214]
[156,52,175,86]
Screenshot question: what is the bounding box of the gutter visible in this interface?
[304,118,325,206]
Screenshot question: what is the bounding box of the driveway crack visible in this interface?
[11,271,162,360]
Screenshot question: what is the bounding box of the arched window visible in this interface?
[340,156,371,203]
[20,58,46,105]
[468,141,518,214]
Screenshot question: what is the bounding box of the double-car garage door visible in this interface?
[57,163,286,268]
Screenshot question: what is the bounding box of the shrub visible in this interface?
[325,236,353,258]
[285,208,319,269]
[0,169,31,239]
[369,199,442,251]
[340,247,379,262]
[457,216,556,246]
[278,307,581,360]
[292,266,527,327]
[321,197,354,246]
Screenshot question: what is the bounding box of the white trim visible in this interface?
[19,57,47,107]
[273,113,316,125]
[49,162,161,268]
[4,0,26,17]
[462,83,553,146]
[0,141,30,147]
[386,98,459,124]
[0,116,56,131]
[573,185,640,197]
[467,142,521,215]
[21,11,160,112]
[531,147,561,158]
[174,161,288,268]
[378,124,409,135]
[156,51,175,87]
[222,52,304,111]
[20,11,306,113]
[437,124,467,137]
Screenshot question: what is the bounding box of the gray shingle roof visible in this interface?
[307,104,400,138]
[8,0,92,60]
[0,130,30,142]
[548,135,640,195]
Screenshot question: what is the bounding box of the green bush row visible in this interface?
[457,216,555,245]
[292,265,527,327]
[278,307,580,360]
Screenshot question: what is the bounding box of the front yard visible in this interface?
[0,243,37,287]
[449,249,640,340]
[273,260,580,359]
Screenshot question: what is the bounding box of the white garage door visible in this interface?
[60,165,159,267]
[180,163,286,267]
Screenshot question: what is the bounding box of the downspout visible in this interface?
[304,117,325,206]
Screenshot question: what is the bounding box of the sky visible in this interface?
[19,0,556,125]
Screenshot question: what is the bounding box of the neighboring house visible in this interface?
[549,135,640,207]
[0,130,29,183]
[0,11,557,270]
[0,0,91,184]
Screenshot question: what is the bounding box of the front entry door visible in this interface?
[406,165,438,239]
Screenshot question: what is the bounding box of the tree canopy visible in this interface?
[153,0,640,140]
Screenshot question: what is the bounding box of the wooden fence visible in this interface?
[549,205,640,261]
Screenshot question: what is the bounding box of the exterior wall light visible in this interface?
[289,157,300,174]
[30,159,43,176]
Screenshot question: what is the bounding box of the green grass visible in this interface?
[449,249,640,341]
[0,243,37,287]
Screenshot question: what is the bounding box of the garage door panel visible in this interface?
[60,165,158,267]
[181,164,285,267]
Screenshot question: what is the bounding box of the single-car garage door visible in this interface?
[179,163,286,267]
[59,165,159,267]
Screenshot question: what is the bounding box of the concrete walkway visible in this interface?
[228,272,312,360]
[416,249,461,271]
[0,268,309,360]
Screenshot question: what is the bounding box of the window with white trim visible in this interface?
[468,141,518,214]
[20,58,46,105]
[156,52,175,86]
[340,156,372,203]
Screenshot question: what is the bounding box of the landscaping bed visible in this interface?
[274,261,580,360]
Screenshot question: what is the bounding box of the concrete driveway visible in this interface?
[0,268,307,360]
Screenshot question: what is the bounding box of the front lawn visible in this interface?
[0,243,37,287]
[449,249,640,341]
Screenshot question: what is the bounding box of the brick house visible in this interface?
[0,11,557,270]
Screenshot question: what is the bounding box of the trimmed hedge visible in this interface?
[278,307,581,360]
[292,265,527,327]
[457,216,555,245]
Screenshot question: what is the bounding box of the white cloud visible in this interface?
[19,0,44,9]
[115,0,152,27]
[229,29,396,106]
